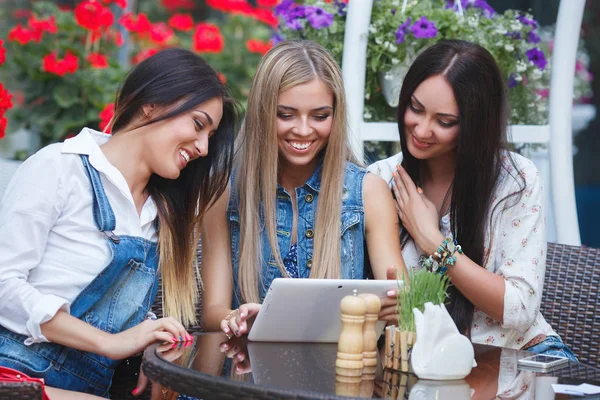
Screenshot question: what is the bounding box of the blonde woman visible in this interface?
[201,40,406,337]
[0,49,237,398]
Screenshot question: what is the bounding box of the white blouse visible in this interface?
[0,128,157,344]
[368,151,557,349]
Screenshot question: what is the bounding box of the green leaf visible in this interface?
[53,85,82,108]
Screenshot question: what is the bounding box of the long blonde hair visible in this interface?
[235,40,359,303]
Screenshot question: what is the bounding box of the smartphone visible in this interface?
[518,354,570,371]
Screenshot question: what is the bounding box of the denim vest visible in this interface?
[228,161,367,306]
[0,155,159,397]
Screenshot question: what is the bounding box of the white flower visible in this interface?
[375,37,383,45]
[467,16,479,28]
[368,25,376,34]
[496,40,504,47]
[364,111,372,119]
[388,43,397,53]
[505,44,514,52]
[531,69,543,80]
[514,74,523,82]
[495,26,508,35]
[510,21,523,31]
[516,61,528,73]
[537,104,546,113]
[391,58,400,65]
[365,93,371,100]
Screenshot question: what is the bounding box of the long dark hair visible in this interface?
[111,48,237,326]
[397,40,524,334]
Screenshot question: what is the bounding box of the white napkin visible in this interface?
[411,302,476,380]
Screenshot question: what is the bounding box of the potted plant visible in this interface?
[384,268,449,373]
[274,0,550,126]
[0,0,277,158]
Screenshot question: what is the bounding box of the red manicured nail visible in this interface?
[171,337,177,343]
[131,388,139,395]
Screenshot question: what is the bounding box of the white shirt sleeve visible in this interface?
[0,147,71,344]
[367,152,403,185]
[496,160,547,333]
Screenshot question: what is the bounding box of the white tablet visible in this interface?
[247,278,403,343]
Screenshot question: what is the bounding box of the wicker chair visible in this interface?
[541,242,600,368]
[0,382,43,400]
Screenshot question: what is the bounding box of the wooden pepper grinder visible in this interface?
[359,293,381,378]
[336,289,366,380]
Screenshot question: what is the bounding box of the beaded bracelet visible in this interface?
[422,237,463,274]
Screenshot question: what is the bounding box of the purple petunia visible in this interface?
[526,48,547,70]
[274,0,295,17]
[305,6,334,29]
[334,0,347,17]
[518,14,538,28]
[410,16,437,39]
[445,0,495,18]
[527,30,540,44]
[395,18,411,44]
[271,33,285,45]
[285,17,303,31]
[507,73,520,88]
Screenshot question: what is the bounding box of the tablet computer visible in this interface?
[247,278,403,343]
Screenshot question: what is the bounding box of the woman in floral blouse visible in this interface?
[369,40,576,359]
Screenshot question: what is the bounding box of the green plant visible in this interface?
[0,0,277,157]
[0,1,126,149]
[276,0,550,125]
[396,268,450,332]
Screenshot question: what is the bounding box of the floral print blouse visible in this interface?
[368,151,557,350]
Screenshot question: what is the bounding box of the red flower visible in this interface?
[99,103,115,133]
[112,30,124,46]
[168,14,194,31]
[246,39,272,55]
[8,24,36,45]
[257,0,278,6]
[29,15,57,35]
[217,73,226,84]
[87,52,109,68]
[161,0,196,12]
[0,40,5,66]
[132,48,160,64]
[102,0,127,8]
[193,23,224,53]
[0,117,7,139]
[0,84,13,114]
[75,0,114,31]
[42,51,80,76]
[207,0,278,27]
[149,22,174,44]
[207,0,250,13]
[120,12,152,34]
[249,7,278,27]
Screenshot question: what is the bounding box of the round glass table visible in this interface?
[142,333,600,400]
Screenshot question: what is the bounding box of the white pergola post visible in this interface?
[548,0,584,245]
[341,0,584,245]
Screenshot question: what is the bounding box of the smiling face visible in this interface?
[276,79,334,172]
[404,74,461,161]
[144,96,223,179]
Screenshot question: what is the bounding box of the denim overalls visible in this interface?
[228,161,367,307]
[0,155,159,398]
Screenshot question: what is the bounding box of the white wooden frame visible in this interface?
[341,0,584,245]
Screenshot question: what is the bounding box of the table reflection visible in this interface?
[154,333,593,400]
